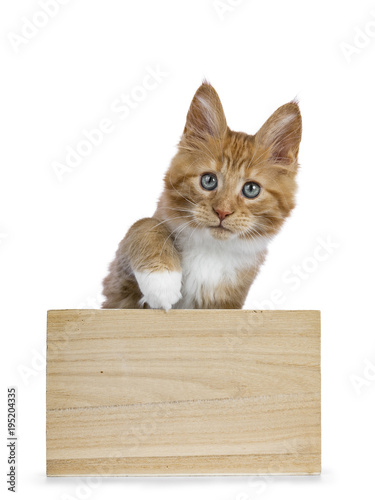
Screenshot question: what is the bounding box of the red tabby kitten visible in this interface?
[102,82,302,309]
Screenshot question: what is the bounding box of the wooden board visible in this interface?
[46,309,321,476]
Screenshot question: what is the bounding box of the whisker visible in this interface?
[157,219,195,263]
[168,174,197,207]
[186,219,204,245]
[160,206,193,214]
[174,219,195,242]
[151,215,192,230]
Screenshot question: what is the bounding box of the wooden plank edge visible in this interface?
[47,454,321,476]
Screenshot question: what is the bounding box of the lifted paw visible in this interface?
[135,270,182,311]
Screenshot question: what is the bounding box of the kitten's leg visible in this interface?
[102,218,182,310]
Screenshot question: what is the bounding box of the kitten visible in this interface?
[102,82,302,310]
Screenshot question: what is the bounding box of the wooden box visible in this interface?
[46,309,321,476]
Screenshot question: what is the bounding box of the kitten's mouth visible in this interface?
[209,224,233,240]
[209,225,232,232]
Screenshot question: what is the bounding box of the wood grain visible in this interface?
[46,309,321,476]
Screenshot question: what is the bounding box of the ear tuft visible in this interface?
[255,102,302,165]
[182,82,227,142]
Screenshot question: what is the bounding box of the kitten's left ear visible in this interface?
[182,82,227,142]
[255,102,302,165]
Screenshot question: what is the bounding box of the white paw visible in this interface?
[134,270,182,311]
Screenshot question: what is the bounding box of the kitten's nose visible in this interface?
[214,208,233,222]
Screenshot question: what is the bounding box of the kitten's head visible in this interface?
[160,82,302,242]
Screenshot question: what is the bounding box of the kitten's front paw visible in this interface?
[134,270,182,311]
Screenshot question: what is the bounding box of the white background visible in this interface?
[1,0,375,498]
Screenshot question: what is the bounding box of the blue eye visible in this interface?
[242,182,261,199]
[201,173,217,191]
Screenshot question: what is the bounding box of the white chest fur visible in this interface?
[175,229,270,308]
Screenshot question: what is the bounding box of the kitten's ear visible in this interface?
[182,82,227,142]
[255,102,302,165]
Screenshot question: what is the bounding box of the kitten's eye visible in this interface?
[201,173,218,191]
[242,182,261,199]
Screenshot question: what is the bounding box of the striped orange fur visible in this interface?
[102,82,302,310]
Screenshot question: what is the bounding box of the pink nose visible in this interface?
[214,208,233,221]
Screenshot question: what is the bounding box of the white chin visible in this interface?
[209,227,234,240]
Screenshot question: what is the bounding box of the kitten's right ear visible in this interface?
[182,82,227,143]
